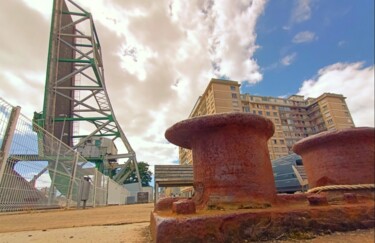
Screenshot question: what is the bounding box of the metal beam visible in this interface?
[0,106,21,184]
[56,86,103,90]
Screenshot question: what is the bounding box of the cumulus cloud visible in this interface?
[281,52,297,66]
[298,62,374,127]
[0,0,268,168]
[292,31,317,43]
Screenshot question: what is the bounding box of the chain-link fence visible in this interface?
[0,98,129,212]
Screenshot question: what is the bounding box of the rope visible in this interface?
[307,184,375,194]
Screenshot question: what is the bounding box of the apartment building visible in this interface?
[179,78,355,164]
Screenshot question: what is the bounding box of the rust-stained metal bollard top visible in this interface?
[165,112,275,149]
[293,127,374,154]
[292,127,375,188]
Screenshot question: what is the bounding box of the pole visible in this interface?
[0,106,21,184]
[66,152,79,208]
[93,170,97,207]
[49,114,67,204]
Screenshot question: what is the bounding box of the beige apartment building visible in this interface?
[179,78,355,164]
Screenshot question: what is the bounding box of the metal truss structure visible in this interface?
[34,0,142,187]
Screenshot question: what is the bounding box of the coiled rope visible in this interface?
[307,184,375,194]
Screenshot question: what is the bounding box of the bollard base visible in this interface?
[151,199,374,242]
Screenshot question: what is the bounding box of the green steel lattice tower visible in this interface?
[34,0,142,188]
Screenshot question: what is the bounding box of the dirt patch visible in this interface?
[0,223,150,243]
[0,203,154,233]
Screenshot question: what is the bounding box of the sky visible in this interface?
[0,0,374,172]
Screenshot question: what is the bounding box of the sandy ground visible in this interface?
[0,203,153,243]
[0,203,154,233]
[0,223,150,243]
[0,203,373,243]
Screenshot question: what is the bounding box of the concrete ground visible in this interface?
[0,203,373,243]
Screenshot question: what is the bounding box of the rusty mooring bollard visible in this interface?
[165,112,277,209]
[292,127,375,188]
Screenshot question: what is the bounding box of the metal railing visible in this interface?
[0,97,129,212]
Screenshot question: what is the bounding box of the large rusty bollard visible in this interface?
[292,127,375,188]
[165,113,277,209]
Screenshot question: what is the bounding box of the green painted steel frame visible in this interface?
[37,0,142,188]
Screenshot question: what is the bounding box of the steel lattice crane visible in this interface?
[33,0,142,188]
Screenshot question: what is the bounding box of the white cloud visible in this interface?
[0,0,268,167]
[284,0,312,29]
[263,52,298,70]
[204,0,266,82]
[298,62,375,127]
[291,0,312,23]
[281,52,297,66]
[292,31,317,43]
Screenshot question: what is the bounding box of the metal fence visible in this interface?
[0,98,129,212]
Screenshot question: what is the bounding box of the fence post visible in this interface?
[66,152,79,208]
[0,106,21,184]
[48,115,67,205]
[106,176,110,206]
[93,170,97,207]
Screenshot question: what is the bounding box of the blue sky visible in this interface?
[0,0,374,168]
[244,0,374,97]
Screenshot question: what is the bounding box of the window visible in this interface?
[272,139,277,144]
[230,86,236,91]
[272,106,276,110]
[327,119,333,125]
[252,110,256,114]
[273,112,277,116]
[258,111,263,115]
[243,106,250,112]
[266,112,271,116]
[265,105,269,109]
[280,140,285,144]
[231,93,237,99]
